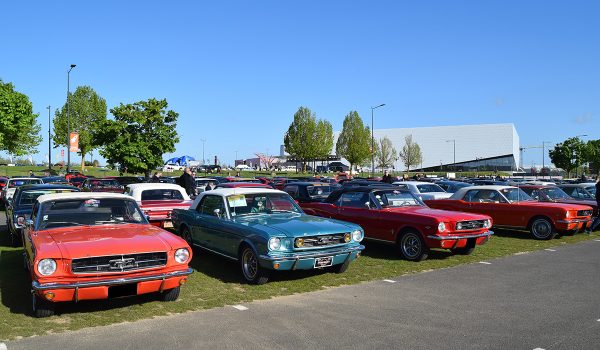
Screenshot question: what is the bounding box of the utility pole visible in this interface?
[200,139,206,166]
[47,106,52,169]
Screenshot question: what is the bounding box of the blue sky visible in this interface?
[1,0,598,168]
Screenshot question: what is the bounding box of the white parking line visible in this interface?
[383,279,396,283]
[231,305,248,311]
[544,249,556,252]
[594,239,600,242]
[597,319,600,322]
[478,261,492,265]
[532,348,545,350]
[0,342,6,350]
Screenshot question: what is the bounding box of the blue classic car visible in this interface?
[5,184,79,246]
[171,188,365,284]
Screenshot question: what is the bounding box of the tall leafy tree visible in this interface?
[336,111,371,173]
[314,119,334,170]
[284,107,318,172]
[399,135,422,172]
[94,98,179,178]
[549,137,586,177]
[53,85,107,170]
[0,80,42,155]
[585,139,600,174]
[376,136,398,171]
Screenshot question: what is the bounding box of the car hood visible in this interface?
[233,213,358,237]
[39,224,175,259]
[383,206,489,222]
[514,201,593,210]
[555,199,597,208]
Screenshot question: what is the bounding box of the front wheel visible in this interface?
[160,286,181,302]
[530,218,556,240]
[331,259,350,274]
[32,294,54,318]
[180,226,193,247]
[397,231,429,261]
[239,246,270,285]
[450,246,475,255]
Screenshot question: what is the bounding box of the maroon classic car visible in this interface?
[301,187,493,261]
[81,178,124,193]
[125,183,192,229]
[520,185,598,217]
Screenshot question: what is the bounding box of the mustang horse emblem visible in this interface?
[109,257,136,270]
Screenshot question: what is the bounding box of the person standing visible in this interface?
[179,167,196,196]
[588,177,600,232]
[150,171,162,183]
[381,170,393,184]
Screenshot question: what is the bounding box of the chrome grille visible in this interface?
[71,252,168,274]
[455,220,486,230]
[295,234,347,248]
[577,210,592,217]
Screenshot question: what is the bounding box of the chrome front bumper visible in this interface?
[32,268,193,291]
[260,245,365,262]
[427,230,494,240]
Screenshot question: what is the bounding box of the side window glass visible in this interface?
[563,188,576,197]
[463,190,479,202]
[200,196,225,217]
[578,188,590,199]
[340,192,368,208]
[284,186,299,199]
[530,190,540,200]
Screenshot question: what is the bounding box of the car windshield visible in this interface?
[416,184,445,193]
[543,187,571,200]
[43,177,67,183]
[585,186,596,198]
[38,198,146,229]
[226,192,302,217]
[307,185,333,198]
[500,188,533,203]
[19,189,79,207]
[374,190,423,207]
[9,179,42,187]
[87,179,120,187]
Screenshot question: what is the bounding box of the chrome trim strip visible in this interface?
[427,230,494,240]
[32,268,193,291]
[260,245,364,262]
[557,219,592,224]
[193,243,238,261]
[363,237,394,244]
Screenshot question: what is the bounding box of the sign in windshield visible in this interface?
[226,193,301,216]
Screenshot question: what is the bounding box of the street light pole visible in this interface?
[66,64,76,173]
[200,139,206,166]
[47,106,52,170]
[370,103,385,177]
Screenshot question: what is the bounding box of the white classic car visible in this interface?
[124,183,192,228]
[392,181,452,200]
[2,177,43,203]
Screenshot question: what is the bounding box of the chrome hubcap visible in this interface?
[533,220,551,238]
[402,234,421,258]
[242,249,258,280]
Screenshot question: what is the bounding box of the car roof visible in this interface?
[190,188,286,210]
[17,184,78,191]
[284,182,328,186]
[36,192,133,203]
[126,183,183,189]
[393,181,434,185]
[450,185,516,199]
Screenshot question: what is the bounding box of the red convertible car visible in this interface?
[301,187,493,261]
[520,185,598,217]
[426,185,593,240]
[81,178,124,193]
[23,192,193,317]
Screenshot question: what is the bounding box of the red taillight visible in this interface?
[17,216,25,226]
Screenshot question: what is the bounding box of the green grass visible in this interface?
[0,215,597,341]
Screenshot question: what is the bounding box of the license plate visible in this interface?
[314,256,333,268]
[163,221,173,228]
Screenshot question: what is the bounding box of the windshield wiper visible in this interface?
[268,209,298,214]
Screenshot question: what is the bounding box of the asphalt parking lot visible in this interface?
[6,235,600,350]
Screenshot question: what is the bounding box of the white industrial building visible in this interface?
[338,123,521,172]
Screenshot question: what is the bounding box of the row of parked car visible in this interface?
[0,173,596,318]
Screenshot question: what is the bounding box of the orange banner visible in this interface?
[69,132,79,152]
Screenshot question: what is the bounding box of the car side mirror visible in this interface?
[213,208,221,218]
[364,201,371,209]
[25,219,34,228]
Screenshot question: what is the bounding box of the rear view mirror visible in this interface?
[364,201,371,209]
[25,219,34,228]
[213,208,221,218]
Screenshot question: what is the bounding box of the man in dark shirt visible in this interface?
[588,177,600,233]
[381,170,393,184]
[178,167,196,197]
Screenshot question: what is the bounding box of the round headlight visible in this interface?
[438,222,446,232]
[352,229,363,242]
[456,222,463,230]
[295,238,304,248]
[484,219,492,229]
[174,248,190,263]
[269,237,281,250]
[37,259,57,276]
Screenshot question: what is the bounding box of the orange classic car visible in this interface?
[426,185,593,240]
[23,192,193,317]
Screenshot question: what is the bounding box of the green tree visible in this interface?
[284,107,318,172]
[583,139,600,174]
[336,111,371,173]
[94,98,179,178]
[0,80,42,155]
[314,119,334,171]
[53,85,107,170]
[399,135,422,172]
[549,137,586,177]
[376,137,398,172]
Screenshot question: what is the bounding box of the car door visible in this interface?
[336,191,379,237]
[466,189,513,226]
[193,195,226,250]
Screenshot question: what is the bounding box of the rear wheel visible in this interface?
[397,231,429,261]
[160,286,181,302]
[530,218,556,240]
[239,246,270,285]
[32,294,54,318]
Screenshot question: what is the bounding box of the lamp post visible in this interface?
[370,103,385,177]
[47,106,52,170]
[200,139,206,166]
[235,150,238,166]
[446,139,456,170]
[66,64,76,173]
